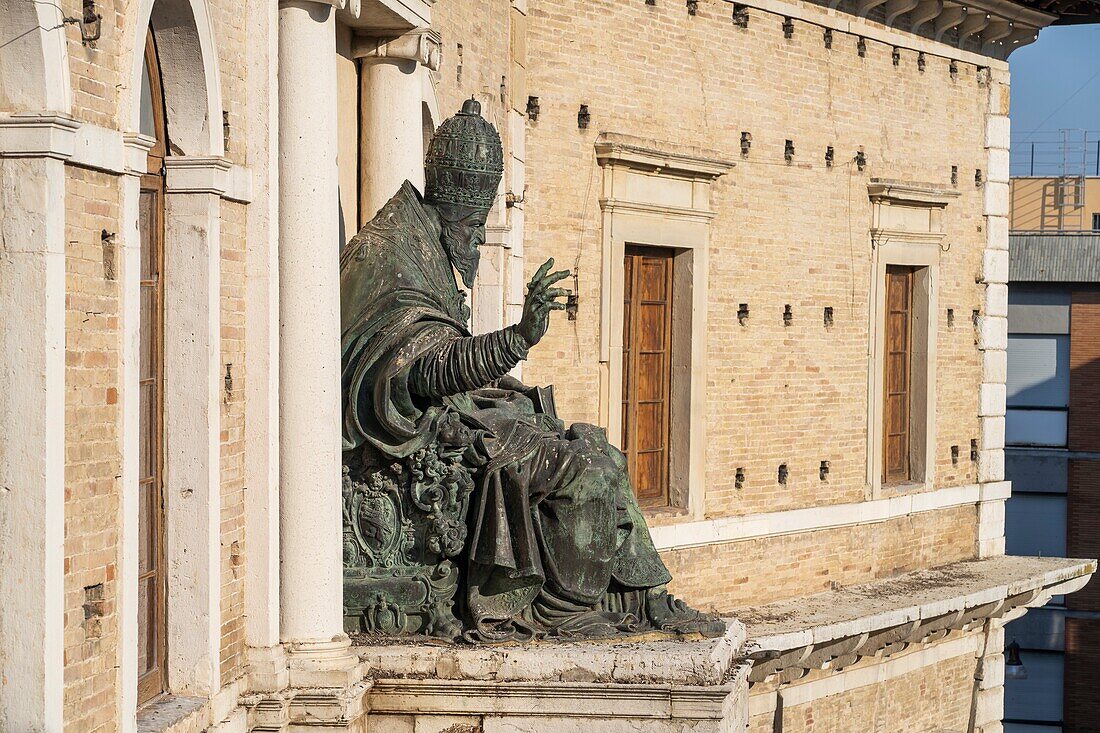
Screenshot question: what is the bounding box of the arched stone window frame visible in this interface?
[118,0,228,719]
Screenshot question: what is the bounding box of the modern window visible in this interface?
[1092,212,1099,231]
[1006,334,1070,447]
[137,27,167,705]
[621,245,675,508]
[883,265,916,485]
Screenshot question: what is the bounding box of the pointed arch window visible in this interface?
[137,26,168,706]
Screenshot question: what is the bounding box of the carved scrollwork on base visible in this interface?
[342,444,474,639]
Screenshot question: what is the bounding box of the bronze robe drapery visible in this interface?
[341,182,671,641]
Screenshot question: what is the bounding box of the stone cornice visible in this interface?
[358,621,748,688]
[338,0,434,35]
[738,556,1095,686]
[367,678,739,719]
[0,114,79,160]
[868,178,962,206]
[723,0,1046,62]
[595,133,734,181]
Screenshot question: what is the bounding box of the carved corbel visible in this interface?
[1000,25,1040,58]
[934,3,967,42]
[908,0,943,33]
[980,19,1015,56]
[748,644,814,683]
[884,0,920,27]
[857,0,889,18]
[354,28,442,71]
[957,9,991,42]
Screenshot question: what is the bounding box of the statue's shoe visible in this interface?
[645,589,726,638]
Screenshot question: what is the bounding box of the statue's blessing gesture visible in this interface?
[340,99,722,643]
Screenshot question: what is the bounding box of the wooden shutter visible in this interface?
[883,265,914,485]
[622,246,674,508]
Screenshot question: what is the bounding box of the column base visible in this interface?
[245,638,370,732]
[248,644,291,693]
[285,635,367,689]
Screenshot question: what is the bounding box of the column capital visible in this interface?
[0,114,79,160]
[164,155,232,196]
[353,28,441,71]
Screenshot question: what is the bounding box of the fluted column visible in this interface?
[277,0,359,686]
[355,29,441,222]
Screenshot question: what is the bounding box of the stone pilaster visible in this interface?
[0,112,75,733]
[977,65,1011,559]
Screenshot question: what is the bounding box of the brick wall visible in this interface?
[1063,291,1100,733]
[63,167,122,733]
[64,0,124,127]
[1068,291,1100,453]
[1065,617,1100,733]
[522,0,987,523]
[663,504,978,612]
[432,0,512,118]
[58,0,256,718]
[748,647,976,733]
[1067,459,1100,611]
[219,199,248,686]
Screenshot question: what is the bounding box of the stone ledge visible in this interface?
[356,620,745,687]
[367,678,738,719]
[735,555,1095,684]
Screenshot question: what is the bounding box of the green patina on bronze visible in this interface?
[340,99,723,642]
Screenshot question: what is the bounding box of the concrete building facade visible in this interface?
[0,0,1096,730]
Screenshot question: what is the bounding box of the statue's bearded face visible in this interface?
[437,205,488,289]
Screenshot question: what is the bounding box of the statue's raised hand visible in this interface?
[516,258,570,347]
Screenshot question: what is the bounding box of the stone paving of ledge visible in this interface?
[729,555,1095,649]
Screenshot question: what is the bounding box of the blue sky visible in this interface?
[1008,25,1100,174]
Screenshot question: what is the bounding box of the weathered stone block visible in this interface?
[985,284,1008,318]
[979,315,1008,351]
[981,416,1005,451]
[979,384,1006,417]
[978,449,1005,483]
[985,215,1009,250]
[982,249,1009,285]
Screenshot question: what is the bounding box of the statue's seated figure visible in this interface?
[341,99,722,643]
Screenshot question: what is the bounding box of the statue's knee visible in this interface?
[575,453,622,502]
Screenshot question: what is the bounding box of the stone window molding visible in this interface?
[865,179,959,498]
[595,133,733,519]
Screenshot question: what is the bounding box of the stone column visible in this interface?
[355,29,441,222]
[277,0,360,687]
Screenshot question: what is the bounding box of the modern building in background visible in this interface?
[1004,152,1100,731]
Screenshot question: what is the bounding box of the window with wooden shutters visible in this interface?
[622,246,674,508]
[137,27,168,706]
[883,265,914,485]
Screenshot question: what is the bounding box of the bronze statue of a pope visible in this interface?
[340,99,721,643]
